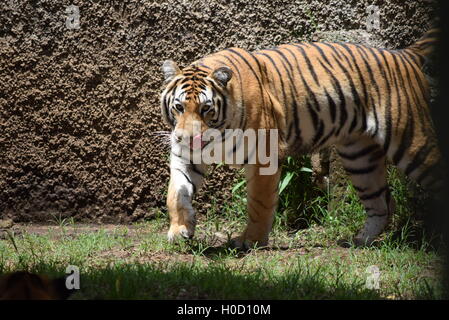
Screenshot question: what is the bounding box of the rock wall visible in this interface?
[0,0,438,222]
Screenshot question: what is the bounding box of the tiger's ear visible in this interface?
[212,66,233,87]
[162,60,181,83]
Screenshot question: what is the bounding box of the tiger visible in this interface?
[160,27,444,249]
[0,271,73,300]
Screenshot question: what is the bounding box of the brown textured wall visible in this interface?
[0,0,437,222]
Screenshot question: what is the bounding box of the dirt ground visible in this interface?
[0,221,338,262]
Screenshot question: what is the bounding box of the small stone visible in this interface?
[213,232,228,240]
[0,219,14,229]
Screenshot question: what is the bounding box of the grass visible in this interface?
[0,159,445,299]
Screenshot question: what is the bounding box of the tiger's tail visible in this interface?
[406,27,440,58]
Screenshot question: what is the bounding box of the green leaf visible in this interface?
[279,172,295,195]
[300,167,313,173]
[232,180,246,194]
[216,162,225,169]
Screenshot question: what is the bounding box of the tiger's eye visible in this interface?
[174,103,184,113]
[202,104,213,115]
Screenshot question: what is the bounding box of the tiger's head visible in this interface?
[160,60,233,154]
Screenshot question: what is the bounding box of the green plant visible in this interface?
[276,155,326,230]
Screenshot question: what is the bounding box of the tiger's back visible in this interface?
[201,34,435,152]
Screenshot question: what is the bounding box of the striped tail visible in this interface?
[406,27,440,58]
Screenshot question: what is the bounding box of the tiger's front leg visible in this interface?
[231,164,282,249]
[167,154,206,241]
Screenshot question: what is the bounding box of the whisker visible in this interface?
[149,134,172,146]
[150,131,171,136]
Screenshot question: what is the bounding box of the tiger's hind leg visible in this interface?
[387,126,446,240]
[336,136,395,247]
[388,128,444,199]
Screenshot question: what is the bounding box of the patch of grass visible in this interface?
[0,259,384,300]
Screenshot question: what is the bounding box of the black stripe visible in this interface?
[255,51,293,140]
[310,43,332,66]
[289,46,320,110]
[324,88,337,123]
[365,47,388,79]
[219,97,228,128]
[388,53,403,134]
[255,52,288,104]
[316,127,335,148]
[353,185,368,193]
[338,43,370,109]
[334,43,356,72]
[225,49,266,107]
[189,162,205,177]
[290,44,320,86]
[196,62,212,70]
[321,42,343,60]
[338,144,379,161]
[360,46,393,152]
[344,164,378,175]
[278,47,322,148]
[174,168,196,194]
[261,49,302,144]
[368,149,386,163]
[353,46,381,100]
[398,51,429,106]
[216,55,246,130]
[392,112,414,165]
[378,49,395,81]
[291,99,302,145]
[396,53,427,129]
[204,78,225,96]
[349,109,359,134]
[264,49,302,111]
[311,121,324,147]
[405,49,424,66]
[307,100,319,130]
[404,139,434,177]
[325,45,362,119]
[359,186,388,201]
[367,212,388,217]
[317,60,347,135]
[391,53,409,131]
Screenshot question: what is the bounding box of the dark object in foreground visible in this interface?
[0,271,73,300]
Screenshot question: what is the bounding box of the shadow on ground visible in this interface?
[6,262,382,300]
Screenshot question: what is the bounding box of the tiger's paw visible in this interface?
[167,224,195,242]
[337,236,377,248]
[228,236,268,251]
[352,236,377,247]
